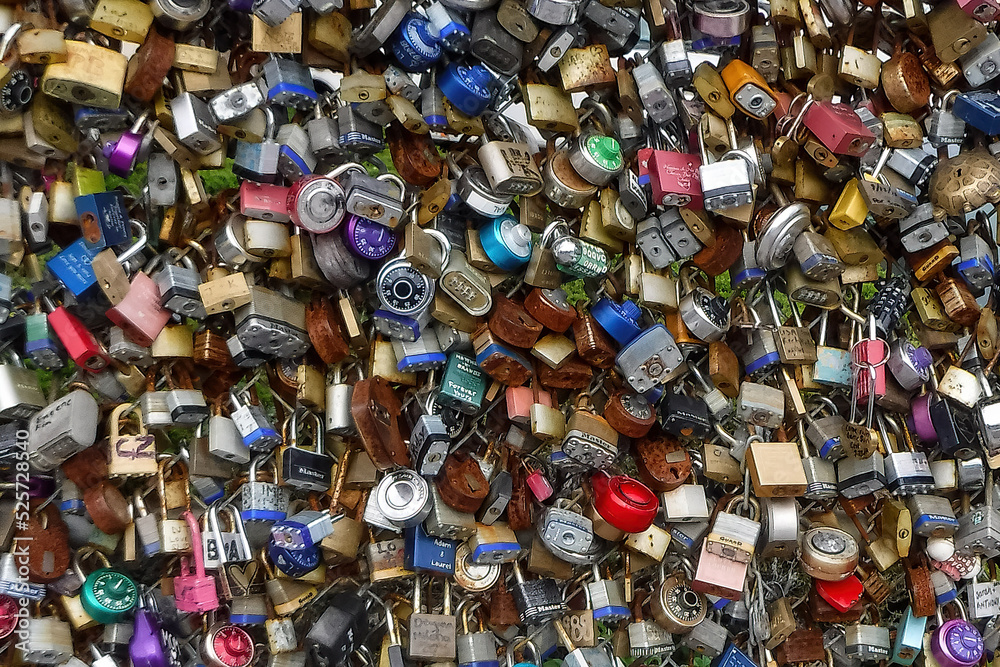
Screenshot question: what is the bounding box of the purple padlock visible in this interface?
[103,113,151,177]
[130,596,172,667]
[26,475,55,498]
[344,214,397,260]
[930,601,983,667]
[910,393,938,443]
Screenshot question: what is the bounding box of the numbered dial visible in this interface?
[654,576,706,633]
[604,390,656,438]
[680,287,730,342]
[83,569,138,623]
[344,214,397,260]
[203,623,255,667]
[429,395,466,438]
[376,258,435,316]
[0,70,33,113]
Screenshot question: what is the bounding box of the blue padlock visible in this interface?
[74,106,130,132]
[475,342,532,379]
[479,215,533,271]
[890,606,927,666]
[268,539,322,578]
[591,298,643,345]
[404,522,457,575]
[953,91,1000,135]
[75,191,130,250]
[394,333,448,373]
[48,238,100,298]
[392,12,442,72]
[438,63,495,117]
[717,643,757,667]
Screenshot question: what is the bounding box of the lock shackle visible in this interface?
[445,152,470,181]
[424,228,452,271]
[128,110,151,135]
[326,161,367,181]
[207,502,229,565]
[796,420,811,458]
[940,89,961,110]
[0,24,21,60]
[158,456,190,517]
[134,489,153,517]
[686,363,712,393]
[262,107,276,141]
[714,423,738,448]
[247,452,275,480]
[936,599,969,625]
[724,494,760,520]
[117,221,149,266]
[579,97,616,139]
[181,510,207,577]
[763,284,784,328]
[875,412,896,454]
[540,219,570,248]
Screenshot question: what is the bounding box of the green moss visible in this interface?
[201,159,239,195]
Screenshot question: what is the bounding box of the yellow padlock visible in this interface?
[828,178,869,230]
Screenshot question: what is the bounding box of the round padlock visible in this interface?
[799,526,860,581]
[287,175,347,234]
[374,469,433,528]
[202,622,255,667]
[589,472,658,534]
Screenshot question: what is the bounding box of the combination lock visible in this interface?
[870,273,912,336]
[653,575,707,633]
[799,526,860,581]
[376,258,435,316]
[0,70,33,113]
[680,287,731,342]
[344,214,397,260]
[82,568,138,623]
[429,394,466,438]
[202,623,255,667]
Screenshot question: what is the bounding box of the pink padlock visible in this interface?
[505,386,554,425]
[957,0,1000,22]
[803,100,876,158]
[174,510,220,613]
[524,459,554,502]
[648,150,703,209]
[240,182,292,223]
[106,272,172,347]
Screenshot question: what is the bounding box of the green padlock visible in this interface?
[79,551,138,624]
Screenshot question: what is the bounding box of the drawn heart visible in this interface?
[226,561,263,595]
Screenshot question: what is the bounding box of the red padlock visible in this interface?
[814,575,864,612]
[589,471,658,534]
[648,150,704,209]
[803,100,876,157]
[48,303,110,372]
[852,312,888,404]
[240,181,292,223]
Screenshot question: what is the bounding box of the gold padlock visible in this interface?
[89,0,154,43]
[558,45,616,93]
[41,40,128,110]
